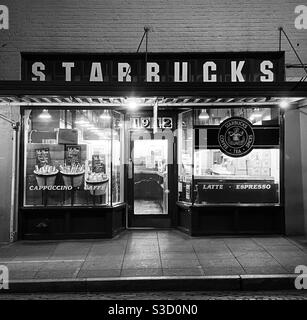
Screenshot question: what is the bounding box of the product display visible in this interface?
[24,108,124,206]
[34,165,59,187]
[60,163,85,188]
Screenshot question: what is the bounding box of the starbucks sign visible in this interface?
[218,117,255,157]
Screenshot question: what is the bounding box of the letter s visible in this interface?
[152,305,159,315]
[260,61,274,82]
[32,62,46,81]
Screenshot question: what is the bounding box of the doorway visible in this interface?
[127,118,175,228]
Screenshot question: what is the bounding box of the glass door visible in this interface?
[133,139,168,215]
[128,131,173,228]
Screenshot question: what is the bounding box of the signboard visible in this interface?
[35,148,51,167]
[92,154,106,173]
[58,129,78,144]
[197,181,278,203]
[218,117,255,157]
[65,145,81,166]
[21,52,285,83]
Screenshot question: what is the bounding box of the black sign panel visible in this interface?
[21,52,285,83]
[195,127,280,149]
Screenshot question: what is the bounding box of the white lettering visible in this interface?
[32,62,46,81]
[62,62,74,81]
[260,60,274,82]
[0,5,9,30]
[0,265,9,290]
[203,61,217,82]
[118,63,131,82]
[90,62,103,82]
[231,61,245,82]
[174,62,188,82]
[294,265,307,289]
[295,5,307,30]
[146,62,160,82]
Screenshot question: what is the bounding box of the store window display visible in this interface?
[23,108,124,207]
[178,107,280,205]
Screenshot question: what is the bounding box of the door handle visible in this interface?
[128,159,133,179]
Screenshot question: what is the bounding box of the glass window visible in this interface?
[112,111,124,204]
[193,107,280,205]
[177,107,281,205]
[23,108,124,207]
[194,148,280,204]
[177,110,193,203]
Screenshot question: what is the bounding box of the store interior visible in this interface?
[20,95,302,216]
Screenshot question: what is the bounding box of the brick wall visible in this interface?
[0,0,306,80]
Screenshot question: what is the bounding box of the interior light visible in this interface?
[100,110,111,120]
[39,109,51,120]
[279,100,289,109]
[199,109,209,120]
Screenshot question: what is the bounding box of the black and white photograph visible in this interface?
[0,0,307,309]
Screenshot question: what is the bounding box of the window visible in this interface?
[23,108,124,207]
[177,107,281,205]
[178,110,193,203]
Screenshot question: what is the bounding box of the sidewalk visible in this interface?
[0,230,306,292]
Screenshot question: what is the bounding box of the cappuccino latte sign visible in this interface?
[218,117,255,157]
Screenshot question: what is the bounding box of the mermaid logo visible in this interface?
[218,117,255,157]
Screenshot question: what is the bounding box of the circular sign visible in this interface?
[218,117,255,157]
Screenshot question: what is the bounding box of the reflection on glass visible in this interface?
[178,110,193,203]
[133,140,168,215]
[194,148,280,204]
[194,108,280,126]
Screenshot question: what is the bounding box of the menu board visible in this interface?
[35,148,51,167]
[92,154,106,173]
[65,145,81,166]
[58,129,78,144]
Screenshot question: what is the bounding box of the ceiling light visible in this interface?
[199,109,209,120]
[126,98,139,110]
[39,109,51,120]
[279,100,289,109]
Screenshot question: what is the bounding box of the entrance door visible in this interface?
[128,131,174,228]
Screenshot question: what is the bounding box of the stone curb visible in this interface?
[0,274,298,293]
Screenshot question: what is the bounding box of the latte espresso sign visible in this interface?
[218,117,255,157]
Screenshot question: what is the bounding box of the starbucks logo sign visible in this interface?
[218,117,255,157]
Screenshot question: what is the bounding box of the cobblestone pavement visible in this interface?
[0,231,307,280]
[0,291,307,300]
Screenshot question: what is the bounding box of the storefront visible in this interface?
[1,51,307,240]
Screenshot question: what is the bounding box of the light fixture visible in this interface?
[199,109,209,120]
[39,109,51,120]
[100,110,111,120]
[126,97,139,110]
[279,100,289,109]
